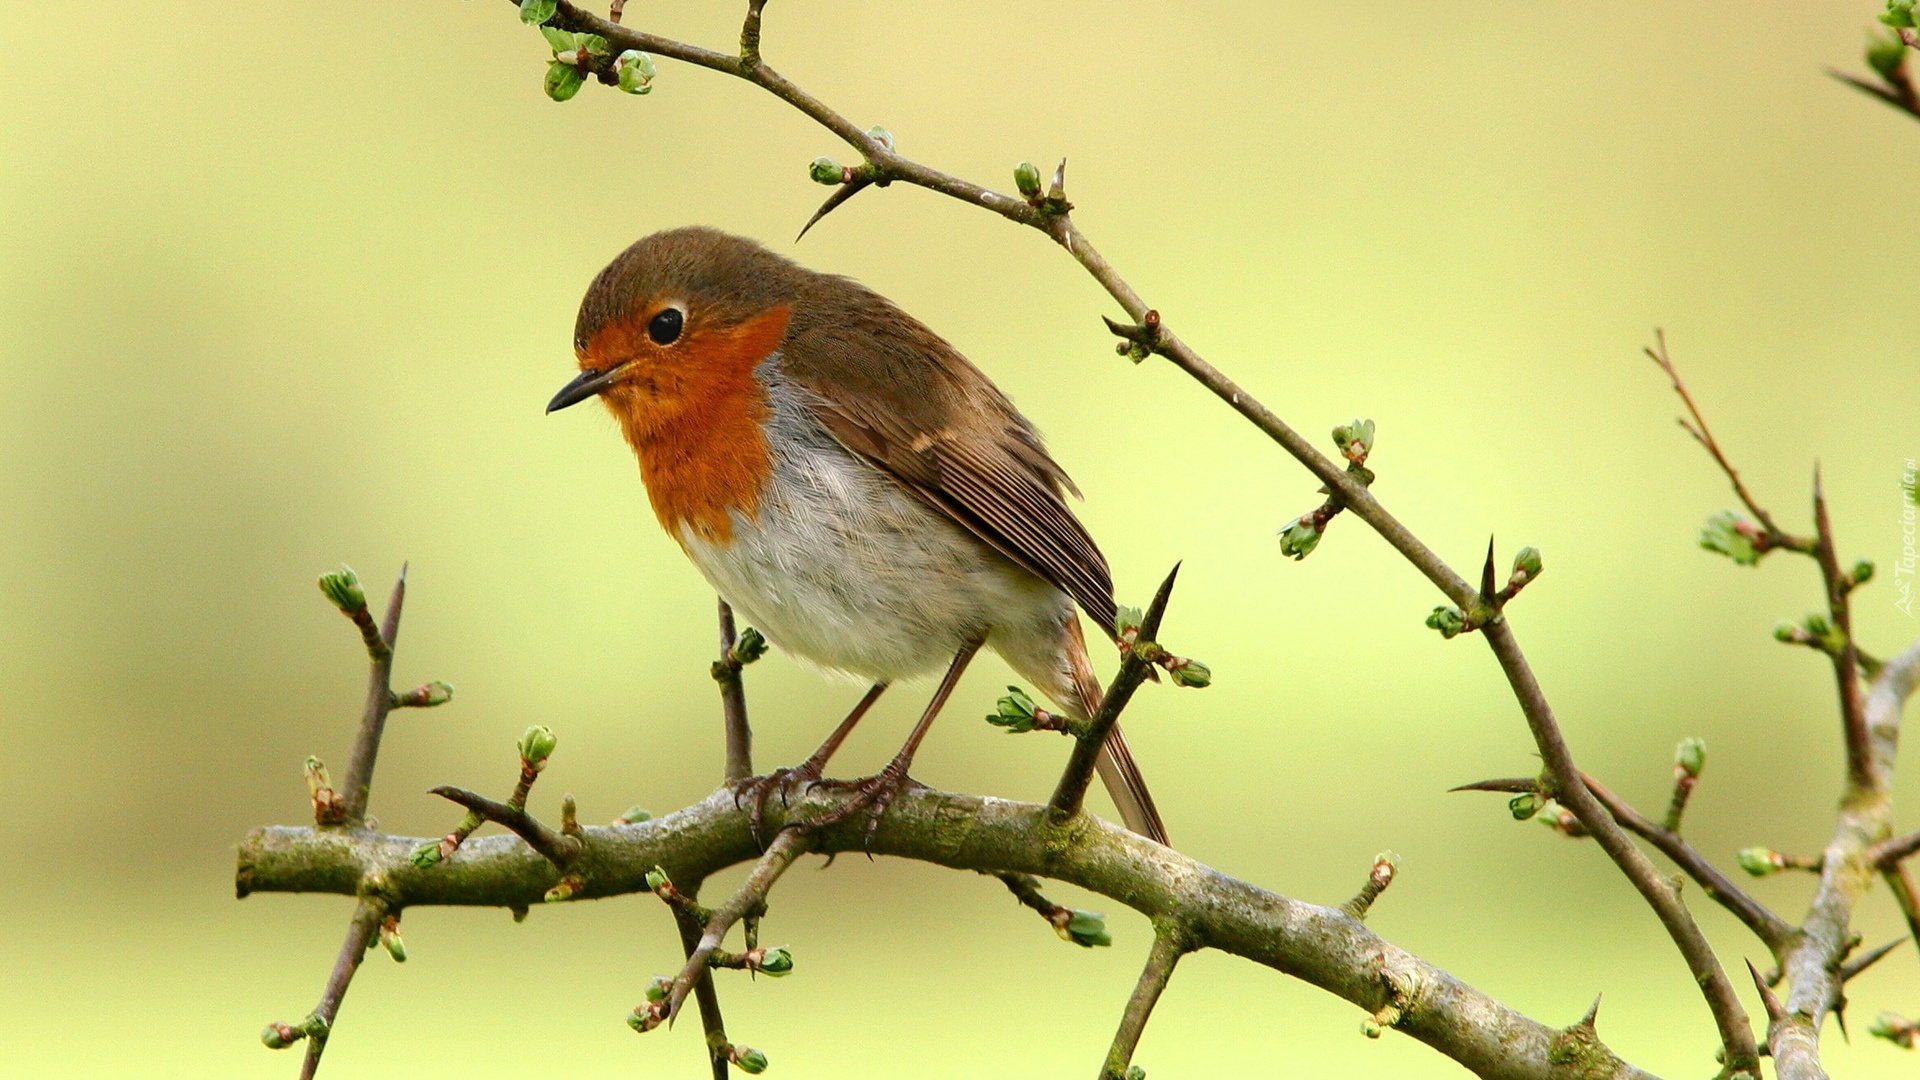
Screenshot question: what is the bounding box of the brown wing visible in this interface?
[779,274,1119,636]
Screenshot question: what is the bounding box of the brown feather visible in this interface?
[781,273,1120,637]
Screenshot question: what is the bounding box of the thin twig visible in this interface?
[715,599,753,782]
[431,785,583,869]
[291,897,385,1080]
[1482,620,1758,1067]
[665,828,808,1025]
[340,567,406,824]
[1580,775,1793,950]
[1811,472,1873,789]
[1047,565,1177,826]
[1828,68,1920,123]
[669,877,732,1080]
[1644,333,1809,552]
[1101,926,1188,1080]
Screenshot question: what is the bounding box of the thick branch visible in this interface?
[240,785,1654,1080]
[1775,640,1920,1053]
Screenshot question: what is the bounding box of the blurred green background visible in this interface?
[4,1,1918,1076]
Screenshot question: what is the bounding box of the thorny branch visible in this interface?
[513,0,1757,1065]
[240,4,1920,1077]
[241,782,1657,1080]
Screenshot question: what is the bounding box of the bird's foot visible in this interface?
[731,762,824,848]
[798,763,919,850]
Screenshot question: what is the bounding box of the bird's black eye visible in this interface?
[648,307,684,346]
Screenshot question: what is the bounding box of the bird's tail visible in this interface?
[1063,618,1170,847]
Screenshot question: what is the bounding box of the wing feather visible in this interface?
[782,277,1118,636]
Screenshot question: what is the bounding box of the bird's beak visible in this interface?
[546,363,629,414]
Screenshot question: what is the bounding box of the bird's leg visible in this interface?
[735,683,887,845]
[801,640,982,848]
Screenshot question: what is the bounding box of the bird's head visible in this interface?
[548,227,799,436]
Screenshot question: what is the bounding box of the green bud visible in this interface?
[1881,0,1917,29]
[518,725,558,770]
[1114,604,1145,642]
[1772,620,1801,643]
[616,805,652,825]
[1014,161,1043,198]
[809,156,844,185]
[316,565,366,614]
[1804,614,1833,638]
[1165,656,1211,688]
[644,975,672,1003]
[1124,1068,1147,1080]
[1278,516,1321,561]
[645,866,671,892]
[520,0,557,23]
[545,61,586,102]
[261,1022,301,1050]
[731,626,769,665]
[865,125,895,152]
[379,923,407,963]
[1674,737,1706,779]
[409,841,443,869]
[734,1046,769,1074]
[304,755,332,798]
[539,25,574,51]
[1424,605,1468,639]
[1360,1016,1384,1039]
[1852,559,1876,586]
[988,686,1040,733]
[1508,792,1542,820]
[397,680,454,708]
[1736,847,1782,877]
[1331,418,1376,461]
[755,945,794,976]
[1699,510,1763,566]
[616,49,657,94]
[577,33,611,58]
[1510,546,1543,584]
[1869,33,1909,80]
[1870,1011,1917,1048]
[1058,908,1112,948]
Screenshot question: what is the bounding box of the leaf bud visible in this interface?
[518,725,558,770]
[316,565,366,614]
[616,49,657,94]
[809,156,844,185]
[1014,161,1043,198]
[1278,516,1322,561]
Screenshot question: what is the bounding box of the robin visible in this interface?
[546,226,1167,846]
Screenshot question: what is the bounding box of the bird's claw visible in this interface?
[792,765,917,851]
[731,763,822,848]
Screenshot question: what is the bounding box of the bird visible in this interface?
[545,225,1167,847]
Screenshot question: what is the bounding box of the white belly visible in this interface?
[676,367,1076,691]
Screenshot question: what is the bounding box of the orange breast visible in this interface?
[594,305,793,544]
